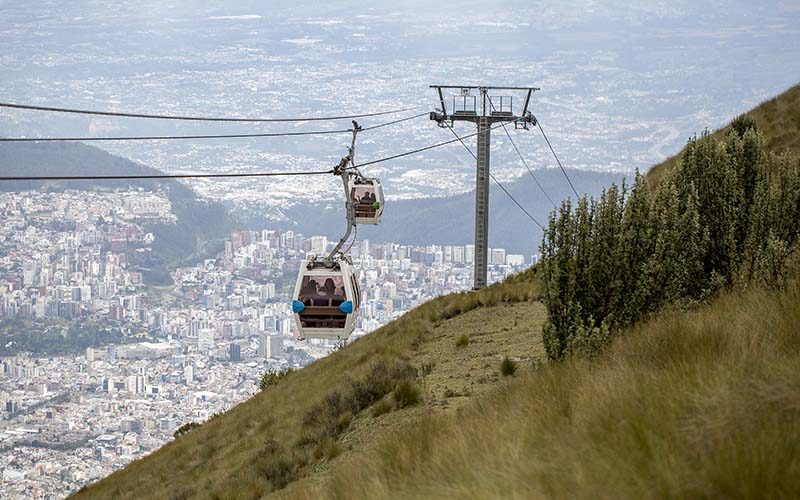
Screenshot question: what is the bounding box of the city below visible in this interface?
[0,188,534,498]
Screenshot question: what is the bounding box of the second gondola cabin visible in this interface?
[350,178,384,225]
[291,257,361,340]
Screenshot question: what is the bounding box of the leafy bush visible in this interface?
[173,422,201,438]
[500,357,517,377]
[540,124,800,360]
[565,320,610,359]
[259,367,293,391]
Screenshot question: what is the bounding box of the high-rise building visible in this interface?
[465,245,475,264]
[506,254,525,266]
[260,314,277,332]
[229,343,241,362]
[259,334,283,359]
[491,248,506,265]
[198,328,215,352]
[310,236,328,255]
[453,246,465,264]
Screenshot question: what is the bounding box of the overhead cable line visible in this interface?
[536,119,579,199]
[0,101,422,123]
[360,112,429,131]
[0,170,334,181]
[441,122,544,229]
[0,112,430,143]
[486,99,557,209]
[352,122,506,169]
[0,129,351,142]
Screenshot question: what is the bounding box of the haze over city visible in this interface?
[1,1,799,498]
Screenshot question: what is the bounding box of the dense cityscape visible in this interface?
[0,189,533,498]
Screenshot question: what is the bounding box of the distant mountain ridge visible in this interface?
[0,139,621,258]
[0,141,231,284]
[251,168,623,254]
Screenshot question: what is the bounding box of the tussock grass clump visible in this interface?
[371,397,394,418]
[320,282,800,500]
[499,356,517,377]
[455,334,469,348]
[297,359,419,461]
[392,380,423,408]
[167,486,193,500]
[312,437,342,462]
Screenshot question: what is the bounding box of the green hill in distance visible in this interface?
[0,141,232,284]
[647,83,800,184]
[73,84,800,500]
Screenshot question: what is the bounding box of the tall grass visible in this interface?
[308,282,800,500]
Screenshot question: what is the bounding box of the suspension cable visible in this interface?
[0,129,351,142]
[0,170,334,181]
[0,111,430,143]
[536,119,579,199]
[352,123,505,169]
[441,122,544,229]
[361,112,428,132]
[0,101,423,123]
[486,98,557,209]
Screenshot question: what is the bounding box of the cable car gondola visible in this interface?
[292,256,361,340]
[351,178,384,225]
[291,121,375,341]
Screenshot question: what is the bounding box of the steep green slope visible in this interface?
[286,281,800,500]
[72,270,542,499]
[647,83,800,183]
[73,84,800,499]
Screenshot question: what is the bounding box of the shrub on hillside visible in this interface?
[540,123,800,360]
[312,437,342,461]
[173,421,201,438]
[371,397,395,417]
[455,334,469,348]
[301,360,418,447]
[259,367,293,391]
[500,357,517,377]
[261,453,298,490]
[392,380,423,408]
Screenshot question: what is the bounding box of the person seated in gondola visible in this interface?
[299,279,318,305]
[313,278,337,306]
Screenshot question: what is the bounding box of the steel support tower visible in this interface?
[430,85,538,289]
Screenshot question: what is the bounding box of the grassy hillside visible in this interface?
[73,270,543,499]
[74,84,800,499]
[286,280,800,500]
[647,83,800,183]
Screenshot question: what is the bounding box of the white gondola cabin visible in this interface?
[350,178,384,225]
[291,257,361,340]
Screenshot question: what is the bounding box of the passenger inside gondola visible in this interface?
[297,275,347,328]
[352,186,378,218]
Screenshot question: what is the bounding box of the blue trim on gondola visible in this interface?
[292,300,305,313]
[339,300,353,314]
